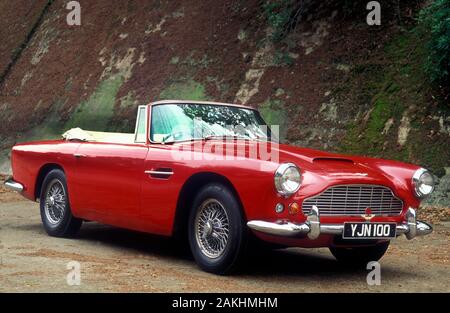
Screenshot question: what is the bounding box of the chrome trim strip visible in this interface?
[396,224,409,234]
[247,208,433,239]
[4,178,24,192]
[134,105,148,143]
[320,224,344,235]
[246,221,310,237]
[149,100,256,111]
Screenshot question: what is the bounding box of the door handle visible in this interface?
[145,169,174,178]
[74,153,86,158]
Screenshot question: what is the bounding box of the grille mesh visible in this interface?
[302,185,403,216]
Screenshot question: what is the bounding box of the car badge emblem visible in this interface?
[362,207,375,221]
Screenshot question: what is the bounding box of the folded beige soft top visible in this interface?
[62,128,135,144]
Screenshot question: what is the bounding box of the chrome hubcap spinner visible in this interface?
[195,199,230,259]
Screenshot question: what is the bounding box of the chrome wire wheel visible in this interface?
[44,179,66,225]
[195,199,230,259]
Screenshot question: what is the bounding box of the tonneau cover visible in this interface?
[62,128,135,144]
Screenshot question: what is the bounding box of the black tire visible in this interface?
[188,183,247,274]
[39,169,82,237]
[329,241,390,267]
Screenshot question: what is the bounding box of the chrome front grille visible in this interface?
[302,185,403,216]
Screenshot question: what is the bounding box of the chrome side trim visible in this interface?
[247,208,433,240]
[4,178,24,192]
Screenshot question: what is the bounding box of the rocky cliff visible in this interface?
[0,0,448,206]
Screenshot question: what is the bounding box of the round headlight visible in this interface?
[274,163,302,197]
[412,168,435,198]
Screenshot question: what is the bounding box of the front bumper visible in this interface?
[247,207,432,240]
[4,177,24,192]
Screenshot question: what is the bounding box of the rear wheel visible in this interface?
[188,183,247,274]
[329,241,390,267]
[40,169,82,237]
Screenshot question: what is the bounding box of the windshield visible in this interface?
[150,103,273,143]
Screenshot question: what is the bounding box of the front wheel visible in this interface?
[188,184,247,274]
[40,169,82,237]
[329,241,390,267]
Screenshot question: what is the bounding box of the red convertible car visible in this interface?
[5,100,434,274]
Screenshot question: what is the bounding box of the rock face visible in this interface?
[0,1,448,205]
[423,168,450,209]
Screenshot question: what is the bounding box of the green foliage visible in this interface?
[263,0,297,43]
[419,0,450,95]
[259,98,287,140]
[273,51,294,66]
[159,79,209,101]
[339,28,449,175]
[64,75,124,131]
[342,96,405,157]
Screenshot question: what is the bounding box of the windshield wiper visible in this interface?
[161,137,209,145]
[161,135,268,144]
[204,135,251,141]
[205,135,273,143]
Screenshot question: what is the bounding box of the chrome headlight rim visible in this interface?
[412,168,435,198]
[274,163,302,197]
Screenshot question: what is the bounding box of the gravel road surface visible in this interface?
[0,200,449,292]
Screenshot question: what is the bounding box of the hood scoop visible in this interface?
[313,157,354,164]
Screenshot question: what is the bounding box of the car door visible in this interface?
[139,103,191,236]
[70,107,149,230]
[71,142,148,228]
[140,143,182,236]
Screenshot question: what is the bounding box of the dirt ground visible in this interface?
[0,193,449,292]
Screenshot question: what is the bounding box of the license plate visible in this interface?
[343,222,396,239]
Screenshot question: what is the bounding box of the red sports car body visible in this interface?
[5,100,435,274]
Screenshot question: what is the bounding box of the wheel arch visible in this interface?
[172,172,246,238]
[34,163,65,200]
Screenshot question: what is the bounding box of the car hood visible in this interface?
[275,143,380,176]
[270,143,418,202]
[169,139,418,201]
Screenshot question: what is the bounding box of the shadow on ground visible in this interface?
[9,219,421,283]
[10,222,415,280]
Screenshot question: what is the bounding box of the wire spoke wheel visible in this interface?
[195,199,230,259]
[44,179,66,225]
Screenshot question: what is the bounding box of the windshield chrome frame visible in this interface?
[148,102,273,145]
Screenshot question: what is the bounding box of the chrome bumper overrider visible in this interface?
[247,207,432,240]
[4,178,24,192]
